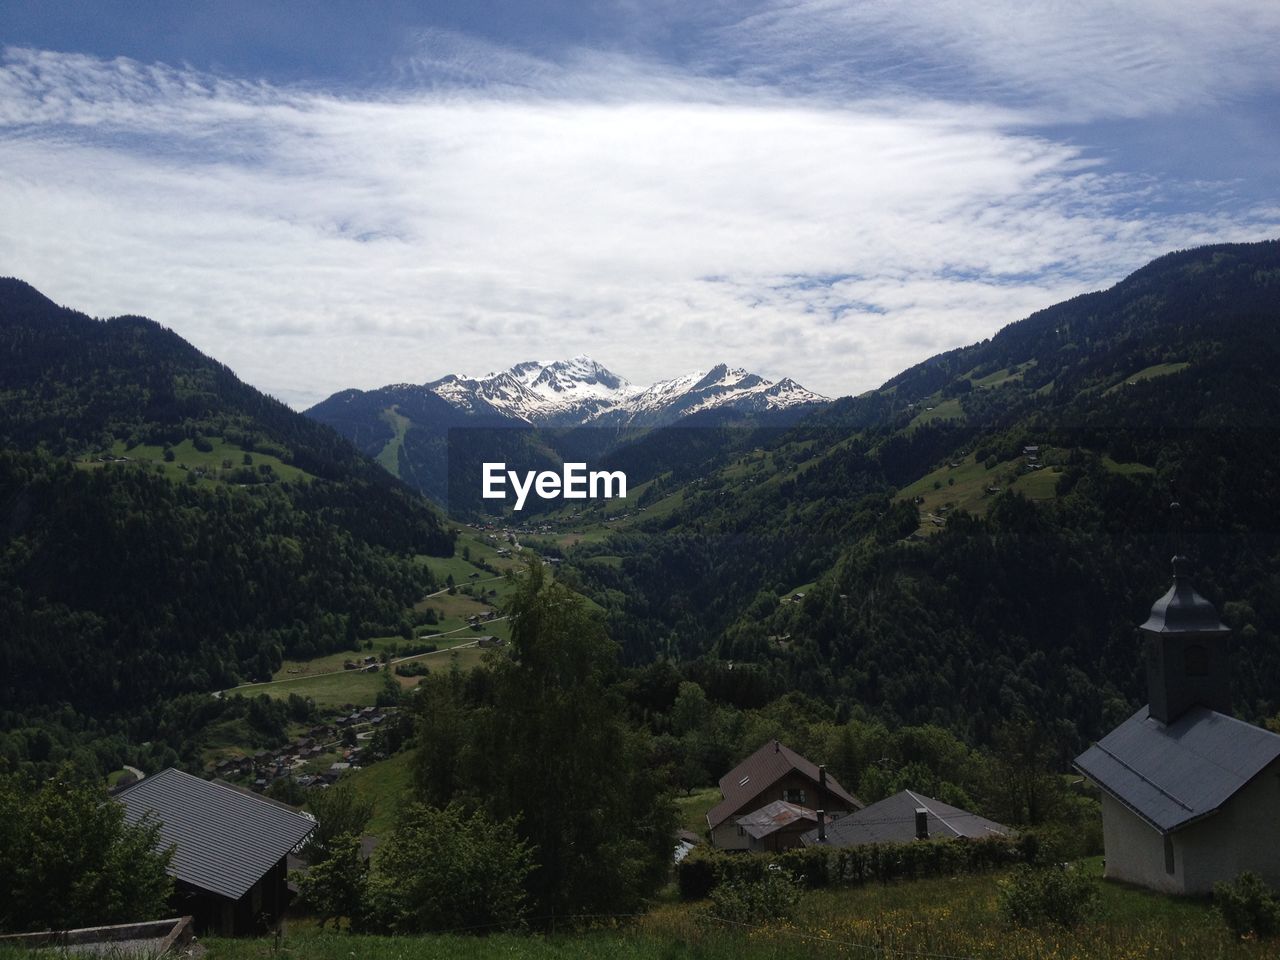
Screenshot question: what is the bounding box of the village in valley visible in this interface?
[1,0,1278,949]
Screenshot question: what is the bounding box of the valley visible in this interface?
[4,240,1280,954]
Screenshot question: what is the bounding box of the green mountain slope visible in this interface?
[0,280,455,749]
[563,240,1280,758]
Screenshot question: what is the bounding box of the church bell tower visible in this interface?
[1140,554,1231,724]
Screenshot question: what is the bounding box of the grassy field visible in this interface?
[907,396,965,430]
[343,749,416,838]
[581,554,624,570]
[1009,467,1060,501]
[236,641,493,706]
[969,360,1037,390]
[673,787,719,836]
[234,668,389,708]
[1104,361,1190,395]
[85,437,313,485]
[374,406,411,477]
[1103,457,1156,477]
[197,856,1267,960]
[231,532,516,706]
[897,453,1032,529]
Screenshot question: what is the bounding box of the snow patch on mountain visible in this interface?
[420,357,825,427]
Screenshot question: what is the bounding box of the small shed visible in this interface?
[116,768,315,935]
[735,800,830,852]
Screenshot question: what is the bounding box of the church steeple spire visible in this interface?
[1140,507,1231,724]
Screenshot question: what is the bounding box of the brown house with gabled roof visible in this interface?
[707,739,861,850]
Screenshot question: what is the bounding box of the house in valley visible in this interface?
[116,768,315,935]
[801,789,1010,847]
[707,739,860,850]
[1075,556,1280,894]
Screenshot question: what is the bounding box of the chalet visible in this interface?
[116,768,314,935]
[707,740,861,850]
[801,789,1010,847]
[1075,556,1280,894]
[476,635,504,648]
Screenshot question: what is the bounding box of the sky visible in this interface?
[1,1,1277,409]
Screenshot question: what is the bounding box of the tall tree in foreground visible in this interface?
[417,560,676,923]
[0,772,173,932]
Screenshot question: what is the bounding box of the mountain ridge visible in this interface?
[315,356,827,431]
[544,239,1280,760]
[0,279,454,725]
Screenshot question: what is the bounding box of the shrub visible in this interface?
[363,802,533,934]
[294,833,368,931]
[996,864,1099,928]
[703,870,801,927]
[681,835,1024,900]
[1215,872,1280,940]
[0,772,173,933]
[677,850,718,901]
[776,845,831,888]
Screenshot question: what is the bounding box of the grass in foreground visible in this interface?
[200,859,1269,960]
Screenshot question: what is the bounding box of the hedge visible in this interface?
[677,833,1036,901]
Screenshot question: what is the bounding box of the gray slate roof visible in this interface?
[801,789,1010,848]
[117,768,315,901]
[1074,705,1280,834]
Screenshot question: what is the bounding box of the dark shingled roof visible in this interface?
[735,800,825,840]
[117,768,315,901]
[800,789,1010,847]
[1075,706,1280,834]
[707,740,860,830]
[1075,705,1280,834]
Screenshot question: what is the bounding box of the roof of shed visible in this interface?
[801,789,1010,847]
[117,768,315,901]
[1074,705,1280,834]
[707,740,860,829]
[735,800,824,840]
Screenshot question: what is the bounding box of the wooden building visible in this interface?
[707,739,860,850]
[116,768,315,935]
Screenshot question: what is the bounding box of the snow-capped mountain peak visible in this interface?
[422,357,825,427]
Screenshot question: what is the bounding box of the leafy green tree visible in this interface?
[302,781,374,865]
[983,717,1066,826]
[375,667,401,708]
[0,772,173,932]
[464,561,677,920]
[295,833,367,931]
[411,670,471,808]
[364,803,532,934]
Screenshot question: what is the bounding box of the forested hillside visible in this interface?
[0,280,454,773]
[563,241,1280,761]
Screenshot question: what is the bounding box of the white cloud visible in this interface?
[0,45,1275,408]
[717,0,1280,121]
